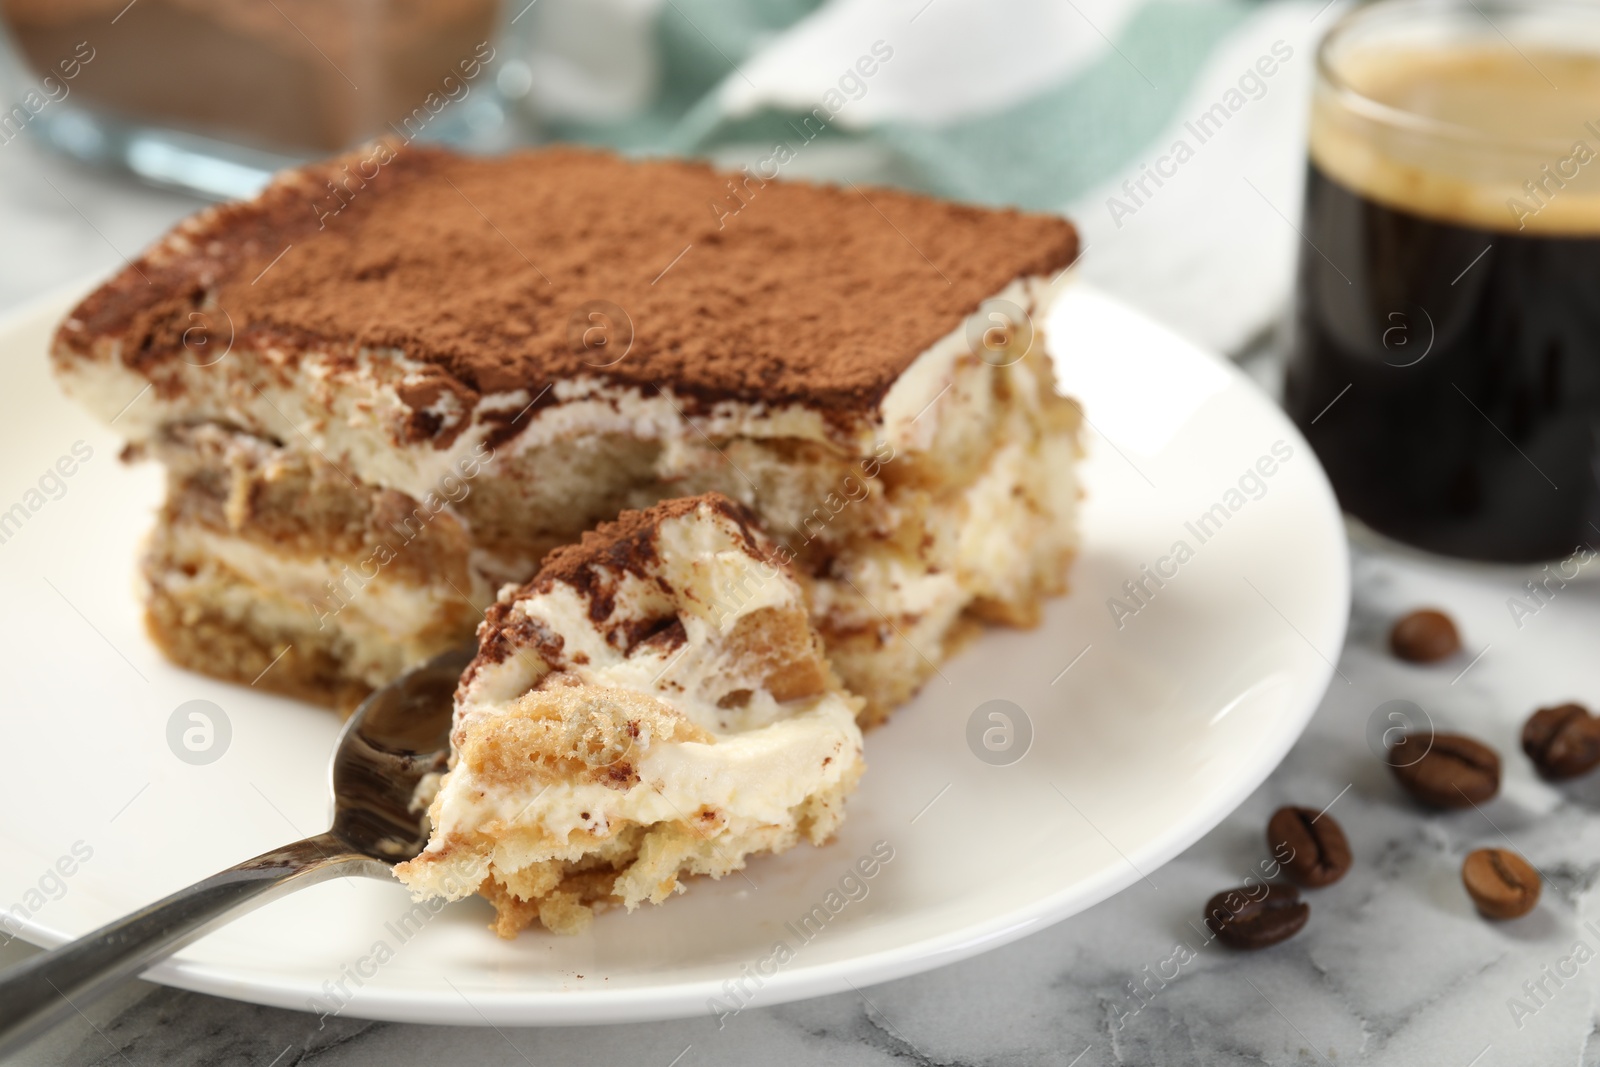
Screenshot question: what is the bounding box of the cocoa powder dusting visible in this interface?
[468,494,770,665]
[60,144,1079,436]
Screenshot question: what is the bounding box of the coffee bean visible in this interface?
[1388,731,1499,808]
[1461,848,1541,920]
[1522,703,1600,780]
[1267,806,1352,887]
[1389,609,1461,663]
[1203,884,1308,949]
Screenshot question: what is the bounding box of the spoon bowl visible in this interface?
[329,643,467,861]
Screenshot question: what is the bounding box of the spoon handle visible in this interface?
[0,831,383,1057]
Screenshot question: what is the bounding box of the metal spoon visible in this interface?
[0,642,470,1056]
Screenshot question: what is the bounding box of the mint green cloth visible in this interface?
[551,0,1256,210]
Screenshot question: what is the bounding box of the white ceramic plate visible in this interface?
[0,281,1348,1026]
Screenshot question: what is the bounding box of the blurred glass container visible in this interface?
[0,0,520,199]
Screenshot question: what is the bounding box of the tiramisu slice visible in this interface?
[51,144,1082,720]
[394,493,865,935]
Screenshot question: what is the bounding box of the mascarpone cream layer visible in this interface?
[55,274,1071,507]
[155,523,487,686]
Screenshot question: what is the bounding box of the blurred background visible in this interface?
[0,0,1322,364]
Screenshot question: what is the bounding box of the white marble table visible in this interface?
[7,121,1600,1067]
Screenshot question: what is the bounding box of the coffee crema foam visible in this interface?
[1312,46,1600,234]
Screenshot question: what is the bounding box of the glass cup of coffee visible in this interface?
[1284,0,1600,563]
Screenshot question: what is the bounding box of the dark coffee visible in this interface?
[1284,45,1600,562]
